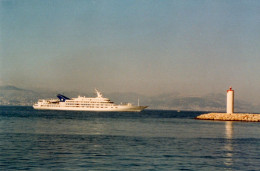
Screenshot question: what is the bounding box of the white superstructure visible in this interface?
[33,89,148,112]
[226,87,234,113]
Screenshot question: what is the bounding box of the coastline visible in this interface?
[196,113,260,122]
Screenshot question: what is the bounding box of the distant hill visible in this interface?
[0,85,39,106]
[0,85,25,91]
[0,86,258,112]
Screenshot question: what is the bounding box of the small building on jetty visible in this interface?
[196,87,260,122]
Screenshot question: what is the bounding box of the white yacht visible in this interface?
[33,89,148,112]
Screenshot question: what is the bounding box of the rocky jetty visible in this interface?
[196,113,260,122]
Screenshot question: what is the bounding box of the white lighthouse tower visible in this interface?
[226,87,234,114]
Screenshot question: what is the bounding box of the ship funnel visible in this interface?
[57,94,70,102]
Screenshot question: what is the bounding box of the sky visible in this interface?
[1,0,260,102]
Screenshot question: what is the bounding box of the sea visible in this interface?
[0,106,260,170]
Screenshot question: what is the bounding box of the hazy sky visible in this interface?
[1,0,260,101]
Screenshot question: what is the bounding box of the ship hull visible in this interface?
[33,105,148,112]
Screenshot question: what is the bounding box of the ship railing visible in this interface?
[120,102,132,106]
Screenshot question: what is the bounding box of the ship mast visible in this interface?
[95,89,103,98]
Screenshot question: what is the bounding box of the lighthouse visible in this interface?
[226,87,234,113]
[196,87,260,122]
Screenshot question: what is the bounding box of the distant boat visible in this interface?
[33,89,148,112]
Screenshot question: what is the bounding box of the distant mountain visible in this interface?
[0,86,259,112]
[141,93,226,111]
[0,85,39,106]
[96,92,259,112]
[0,85,27,91]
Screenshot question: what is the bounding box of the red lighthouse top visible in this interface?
[227,86,234,92]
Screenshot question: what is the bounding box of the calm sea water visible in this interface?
[0,106,260,170]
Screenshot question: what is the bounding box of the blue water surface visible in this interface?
[0,106,260,170]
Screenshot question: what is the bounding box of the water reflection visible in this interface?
[224,121,233,166]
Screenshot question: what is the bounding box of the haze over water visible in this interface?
[1,107,260,170]
[1,0,260,105]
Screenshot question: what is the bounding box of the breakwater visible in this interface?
[196,113,260,122]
